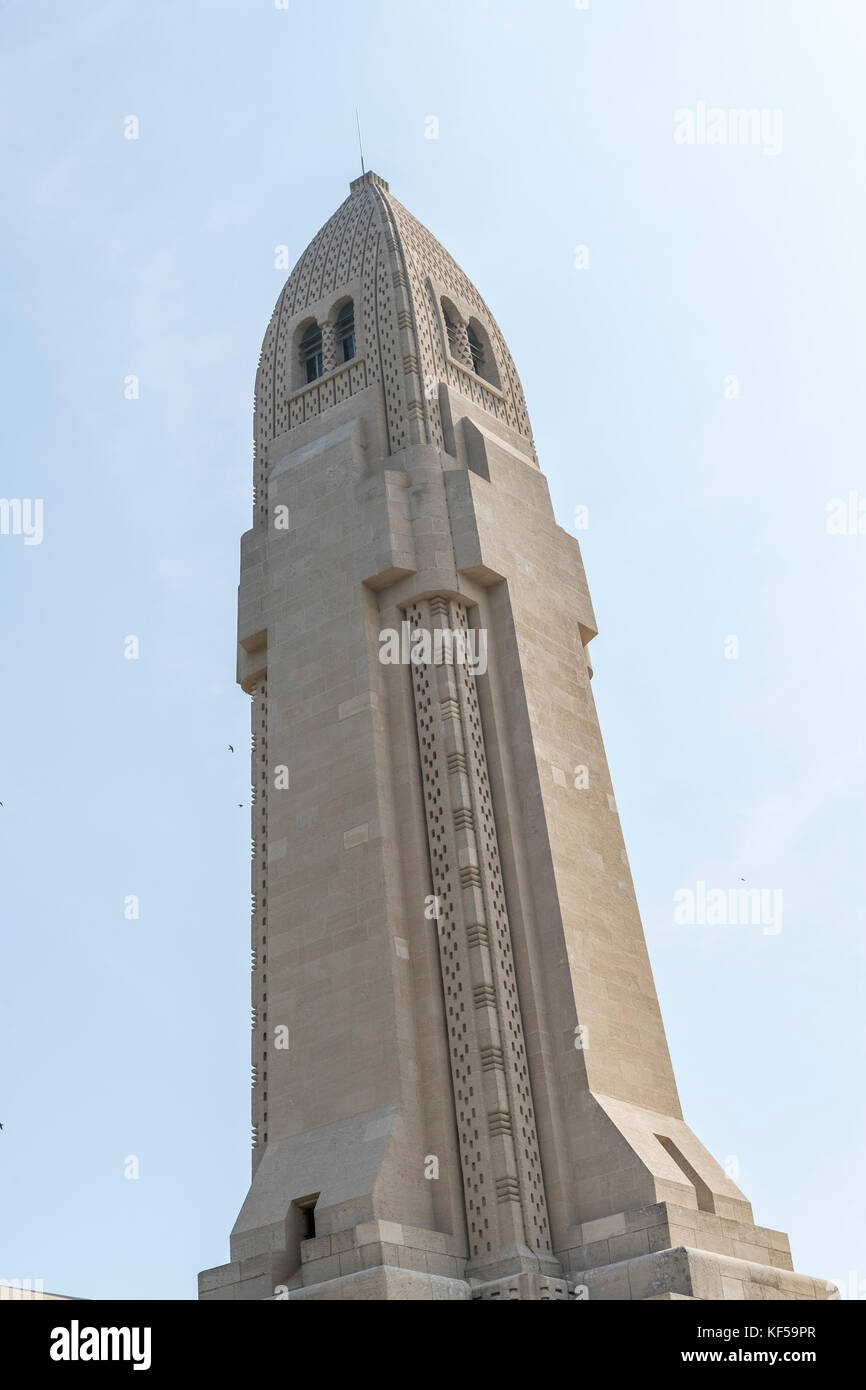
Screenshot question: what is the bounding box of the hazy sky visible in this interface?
[1,0,863,1300]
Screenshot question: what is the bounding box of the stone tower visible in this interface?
[199,173,831,1302]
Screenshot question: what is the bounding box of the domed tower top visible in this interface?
[253,172,535,525]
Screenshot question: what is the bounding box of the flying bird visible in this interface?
[228,745,234,753]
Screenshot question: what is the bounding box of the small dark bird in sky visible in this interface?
[228,745,234,753]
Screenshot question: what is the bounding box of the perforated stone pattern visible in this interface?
[408,597,551,1262]
[388,195,532,445]
[251,175,534,526]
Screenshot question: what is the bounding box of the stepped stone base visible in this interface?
[200,1241,839,1302]
[200,1201,838,1302]
[276,1269,578,1300]
[571,1246,838,1302]
[270,1251,838,1301]
[472,1273,576,1300]
[274,1266,470,1301]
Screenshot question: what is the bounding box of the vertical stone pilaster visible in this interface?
[250,678,269,1173]
[407,596,553,1272]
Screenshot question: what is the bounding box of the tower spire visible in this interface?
[354,106,365,175]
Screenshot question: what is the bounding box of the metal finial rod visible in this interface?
[355,107,365,175]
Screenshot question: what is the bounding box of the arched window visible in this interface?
[336,301,356,363]
[466,318,500,388]
[442,304,461,355]
[466,324,485,377]
[300,322,323,384]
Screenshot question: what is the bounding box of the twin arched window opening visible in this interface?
[299,300,356,385]
[442,301,497,386]
[298,297,495,391]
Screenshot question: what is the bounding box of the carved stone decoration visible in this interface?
[407,596,552,1275]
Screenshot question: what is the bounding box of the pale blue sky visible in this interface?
[1,0,863,1300]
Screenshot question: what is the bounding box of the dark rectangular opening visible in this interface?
[294,1194,319,1242]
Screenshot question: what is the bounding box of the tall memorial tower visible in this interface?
[199,173,830,1301]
